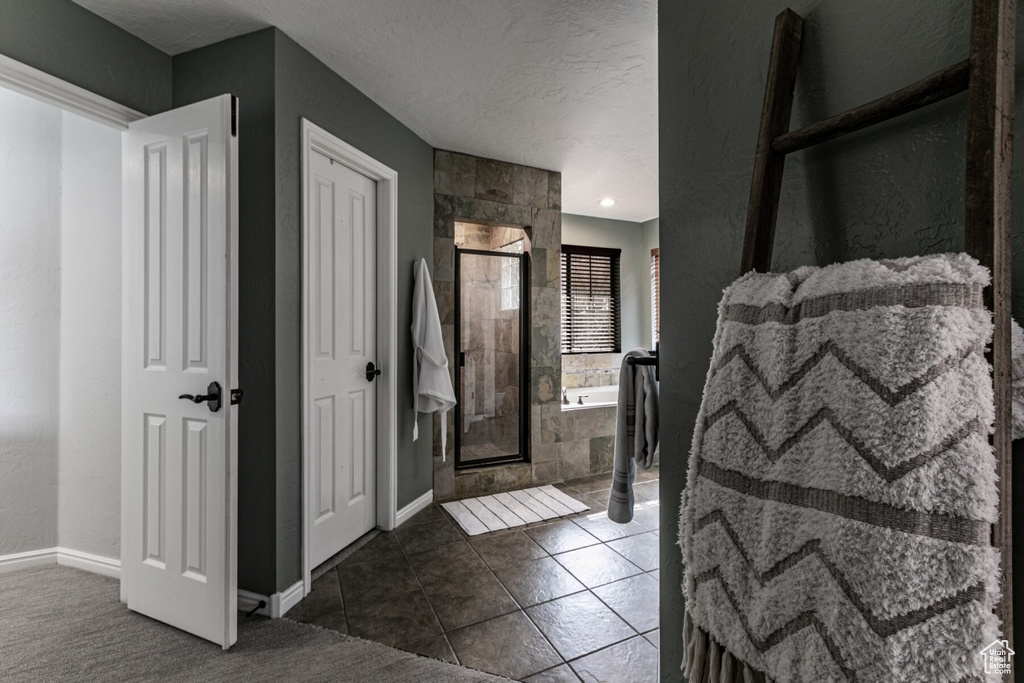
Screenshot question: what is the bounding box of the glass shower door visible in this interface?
[454,248,529,469]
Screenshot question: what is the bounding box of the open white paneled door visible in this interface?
[121,94,239,649]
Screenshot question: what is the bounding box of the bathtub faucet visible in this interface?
[562,387,569,405]
[577,395,588,405]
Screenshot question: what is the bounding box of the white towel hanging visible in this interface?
[411,258,457,459]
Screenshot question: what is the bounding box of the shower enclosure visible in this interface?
[454,246,530,469]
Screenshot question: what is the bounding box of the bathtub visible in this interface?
[563,385,618,410]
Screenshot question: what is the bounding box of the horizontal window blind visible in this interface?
[651,248,660,343]
[561,245,621,354]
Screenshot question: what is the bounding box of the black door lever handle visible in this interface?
[365,362,382,382]
[179,393,214,403]
[178,381,222,412]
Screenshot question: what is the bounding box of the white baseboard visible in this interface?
[395,489,434,528]
[0,548,58,574]
[2,548,304,619]
[56,547,121,579]
[277,580,305,616]
[0,547,121,578]
[238,580,305,618]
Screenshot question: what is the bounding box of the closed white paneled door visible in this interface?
[121,95,238,649]
[308,150,378,568]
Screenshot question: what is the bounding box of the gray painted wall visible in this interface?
[0,0,170,114]
[659,1,1024,680]
[172,29,281,596]
[173,28,434,594]
[274,30,435,591]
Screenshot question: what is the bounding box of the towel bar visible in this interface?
[626,342,660,381]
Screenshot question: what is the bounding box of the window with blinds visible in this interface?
[651,248,660,343]
[561,245,621,354]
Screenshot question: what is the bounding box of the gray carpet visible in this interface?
[1,566,510,682]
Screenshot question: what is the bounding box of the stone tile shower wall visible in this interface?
[433,150,562,500]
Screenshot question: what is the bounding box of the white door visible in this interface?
[307,150,377,568]
[121,94,238,649]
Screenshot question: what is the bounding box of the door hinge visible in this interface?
[231,96,237,137]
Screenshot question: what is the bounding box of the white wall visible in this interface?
[0,87,122,560]
[0,88,63,555]
[57,111,122,559]
[562,213,657,352]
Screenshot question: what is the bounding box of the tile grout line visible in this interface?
[545,537,650,638]
[550,488,654,675]
[394,510,461,666]
[348,473,659,678]
[520,590,596,676]
[564,630,656,677]
[443,502,631,676]
[310,471,659,678]
[515,486,649,676]
[334,564,352,638]
[455,513,569,679]
[566,483,659,639]
[559,475,661,676]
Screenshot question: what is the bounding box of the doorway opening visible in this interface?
[453,222,530,469]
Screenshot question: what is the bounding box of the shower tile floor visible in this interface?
[288,465,661,682]
[459,442,511,462]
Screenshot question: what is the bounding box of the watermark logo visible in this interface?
[981,639,1014,676]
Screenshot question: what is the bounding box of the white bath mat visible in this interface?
[442,486,590,535]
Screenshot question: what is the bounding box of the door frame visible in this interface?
[300,119,398,594]
[452,246,531,470]
[0,52,142,129]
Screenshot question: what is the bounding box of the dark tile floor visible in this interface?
[288,466,660,682]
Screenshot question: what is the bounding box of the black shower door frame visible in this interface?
[453,247,531,470]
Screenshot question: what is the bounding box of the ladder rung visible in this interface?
[772,59,970,155]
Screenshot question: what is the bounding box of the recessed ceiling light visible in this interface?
[599,198,615,207]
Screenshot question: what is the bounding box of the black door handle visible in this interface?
[179,381,222,412]
[365,362,382,382]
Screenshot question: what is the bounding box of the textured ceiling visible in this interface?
[72,0,658,222]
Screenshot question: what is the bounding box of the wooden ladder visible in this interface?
[742,0,1016,672]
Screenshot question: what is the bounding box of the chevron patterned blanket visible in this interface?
[680,254,1001,683]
